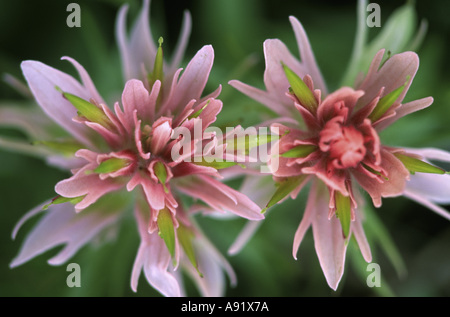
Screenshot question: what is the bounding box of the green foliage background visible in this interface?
[0,0,449,297]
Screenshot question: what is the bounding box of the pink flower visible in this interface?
[230,16,450,290]
[11,37,262,296]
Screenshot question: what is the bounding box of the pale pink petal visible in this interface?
[10,202,119,268]
[21,60,95,147]
[162,45,214,115]
[61,57,106,105]
[357,51,419,110]
[55,164,124,211]
[129,0,158,79]
[175,175,264,220]
[131,205,181,296]
[263,39,304,114]
[352,210,372,263]
[374,97,434,131]
[116,3,133,80]
[289,16,327,93]
[405,172,450,204]
[185,237,236,297]
[403,190,450,221]
[0,104,56,140]
[310,181,348,290]
[292,179,317,260]
[167,10,192,78]
[228,80,287,117]
[228,175,276,255]
[404,147,450,163]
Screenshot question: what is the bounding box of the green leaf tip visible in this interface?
[395,153,446,175]
[43,195,85,210]
[58,89,113,130]
[281,62,318,113]
[154,161,169,193]
[369,80,408,122]
[94,157,130,174]
[157,208,176,259]
[335,191,352,238]
[264,175,307,212]
[280,144,317,158]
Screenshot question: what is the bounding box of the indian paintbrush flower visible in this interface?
[8,2,263,297]
[229,15,450,290]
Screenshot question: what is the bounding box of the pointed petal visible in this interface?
[10,203,119,268]
[311,181,348,290]
[163,45,214,115]
[357,51,419,110]
[176,175,264,220]
[122,79,158,128]
[132,204,181,296]
[129,0,157,79]
[61,57,106,105]
[352,210,373,263]
[168,10,192,77]
[21,60,95,146]
[352,149,409,207]
[289,16,327,93]
[292,180,316,260]
[55,164,123,211]
[228,79,288,117]
[374,97,433,131]
[186,237,236,297]
[403,190,450,221]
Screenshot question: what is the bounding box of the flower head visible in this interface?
[230,15,450,290]
[10,3,262,297]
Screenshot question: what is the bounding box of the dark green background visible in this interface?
[0,0,449,297]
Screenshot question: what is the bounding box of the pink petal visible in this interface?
[131,205,181,296]
[310,181,348,290]
[356,50,419,110]
[21,60,95,147]
[352,148,409,207]
[403,190,450,221]
[121,79,159,130]
[405,172,450,204]
[61,57,106,105]
[167,10,192,80]
[128,0,158,80]
[171,162,220,178]
[292,180,317,260]
[150,118,173,155]
[176,175,264,220]
[127,171,166,211]
[185,237,236,297]
[289,16,327,94]
[228,80,286,117]
[317,87,364,123]
[374,97,434,131]
[162,45,215,115]
[10,202,119,268]
[55,164,124,211]
[352,210,372,263]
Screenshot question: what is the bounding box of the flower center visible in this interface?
[319,117,366,169]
